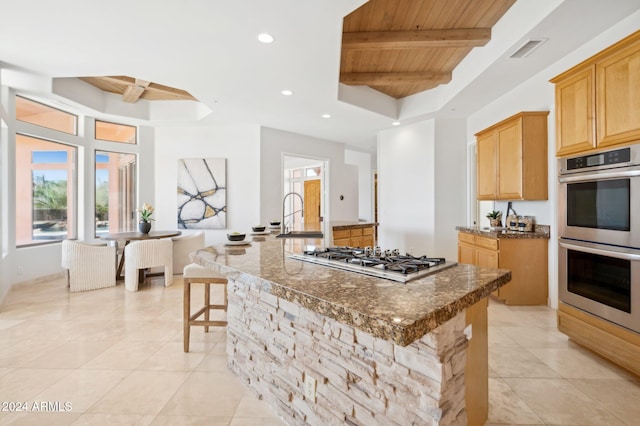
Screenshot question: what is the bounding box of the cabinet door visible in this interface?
[476,132,497,200]
[475,248,499,268]
[496,120,523,199]
[554,66,596,156]
[458,242,475,265]
[596,42,640,147]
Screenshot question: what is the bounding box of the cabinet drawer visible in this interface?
[362,226,374,236]
[362,236,375,247]
[333,229,350,239]
[458,232,475,244]
[350,228,363,237]
[475,236,499,251]
[334,237,350,246]
[351,237,363,247]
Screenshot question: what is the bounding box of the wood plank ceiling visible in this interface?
[341,0,516,99]
[79,76,197,103]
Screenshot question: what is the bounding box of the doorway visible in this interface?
[283,155,327,233]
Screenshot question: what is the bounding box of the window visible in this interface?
[95,120,137,144]
[95,151,137,236]
[15,96,77,135]
[16,134,77,246]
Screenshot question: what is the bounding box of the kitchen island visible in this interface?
[193,236,510,425]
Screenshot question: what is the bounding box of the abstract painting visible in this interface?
[177,158,226,229]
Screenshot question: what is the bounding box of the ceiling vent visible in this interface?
[510,38,547,58]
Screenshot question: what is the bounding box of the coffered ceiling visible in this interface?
[340,0,515,98]
[1,0,640,151]
[78,76,196,103]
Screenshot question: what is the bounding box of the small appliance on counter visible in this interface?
[505,202,535,231]
[506,202,519,231]
[517,215,535,232]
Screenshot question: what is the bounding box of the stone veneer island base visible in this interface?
[193,237,510,425]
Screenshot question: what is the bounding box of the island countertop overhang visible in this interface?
[192,237,511,346]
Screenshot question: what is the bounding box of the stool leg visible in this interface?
[183,280,191,352]
[224,282,228,312]
[204,282,211,332]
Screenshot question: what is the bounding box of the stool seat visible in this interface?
[183,263,228,352]
[183,263,226,280]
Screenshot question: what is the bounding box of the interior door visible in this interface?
[304,179,321,229]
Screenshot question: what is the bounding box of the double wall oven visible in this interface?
[558,145,640,334]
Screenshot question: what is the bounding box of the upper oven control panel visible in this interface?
[559,145,640,175]
[566,148,631,170]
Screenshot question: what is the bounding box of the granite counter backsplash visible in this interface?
[456,224,550,239]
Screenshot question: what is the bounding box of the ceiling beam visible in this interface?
[342,28,491,50]
[122,79,150,103]
[340,71,452,86]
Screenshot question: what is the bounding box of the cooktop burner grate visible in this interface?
[290,246,457,283]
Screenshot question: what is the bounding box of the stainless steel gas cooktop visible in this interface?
[289,246,457,283]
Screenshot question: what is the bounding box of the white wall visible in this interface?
[378,119,467,260]
[153,124,261,245]
[345,149,374,222]
[435,119,469,260]
[378,120,436,256]
[260,127,359,230]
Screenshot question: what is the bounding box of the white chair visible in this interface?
[124,239,173,291]
[61,240,116,292]
[171,231,205,273]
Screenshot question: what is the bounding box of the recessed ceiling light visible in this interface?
[392,121,401,126]
[281,89,293,96]
[322,114,331,118]
[257,33,274,43]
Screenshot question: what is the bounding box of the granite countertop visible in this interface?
[456,225,550,239]
[192,235,511,346]
[331,221,378,230]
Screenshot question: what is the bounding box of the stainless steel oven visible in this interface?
[559,145,640,248]
[558,238,640,334]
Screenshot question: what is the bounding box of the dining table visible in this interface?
[99,230,182,280]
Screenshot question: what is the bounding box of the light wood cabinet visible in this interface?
[458,232,548,305]
[558,303,640,377]
[553,66,597,156]
[475,111,548,201]
[552,30,640,156]
[596,38,640,147]
[332,225,375,247]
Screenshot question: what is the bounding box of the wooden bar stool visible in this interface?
[183,263,228,352]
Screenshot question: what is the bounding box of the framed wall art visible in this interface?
[177,158,226,229]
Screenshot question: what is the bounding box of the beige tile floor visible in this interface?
[486,300,640,425]
[1,275,638,425]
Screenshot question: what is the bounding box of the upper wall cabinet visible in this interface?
[476,111,549,201]
[552,30,640,157]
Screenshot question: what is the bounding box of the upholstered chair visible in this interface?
[171,231,206,273]
[61,240,116,292]
[124,239,173,291]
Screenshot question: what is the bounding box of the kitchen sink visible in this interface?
[275,231,324,239]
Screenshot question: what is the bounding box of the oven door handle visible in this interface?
[559,240,640,261]
[558,169,640,183]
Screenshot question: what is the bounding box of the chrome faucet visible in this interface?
[282,192,304,234]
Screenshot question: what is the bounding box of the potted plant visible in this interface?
[137,202,155,234]
[486,210,502,227]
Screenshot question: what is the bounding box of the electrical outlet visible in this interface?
[17,266,24,276]
[304,374,316,401]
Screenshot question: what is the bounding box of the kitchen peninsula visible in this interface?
[193,236,511,425]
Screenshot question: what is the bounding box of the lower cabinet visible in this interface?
[333,225,375,247]
[458,232,548,305]
[558,303,640,377]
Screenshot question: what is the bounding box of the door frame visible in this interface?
[282,153,329,235]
